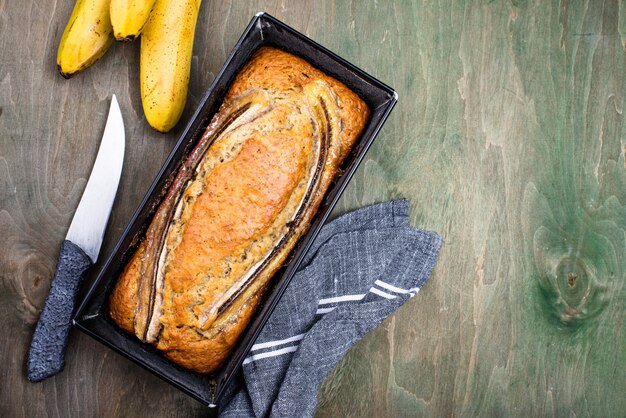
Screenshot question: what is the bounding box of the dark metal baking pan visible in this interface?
[74,11,397,408]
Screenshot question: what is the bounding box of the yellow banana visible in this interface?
[57,0,114,78]
[140,0,202,132]
[110,0,157,41]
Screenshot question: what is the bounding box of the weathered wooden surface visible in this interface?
[1,0,625,416]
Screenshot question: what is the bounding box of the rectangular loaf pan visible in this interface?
[74,11,397,408]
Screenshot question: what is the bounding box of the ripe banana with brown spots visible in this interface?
[57,0,114,78]
[140,0,202,132]
[110,0,157,41]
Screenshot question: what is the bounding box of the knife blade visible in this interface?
[27,95,125,382]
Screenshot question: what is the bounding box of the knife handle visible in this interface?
[27,240,93,382]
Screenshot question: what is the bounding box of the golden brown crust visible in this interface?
[108,46,369,374]
[227,47,369,158]
[108,245,142,333]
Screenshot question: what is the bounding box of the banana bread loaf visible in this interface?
[108,46,369,374]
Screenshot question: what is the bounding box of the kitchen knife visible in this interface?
[27,95,125,382]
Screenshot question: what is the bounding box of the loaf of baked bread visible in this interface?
[108,47,369,374]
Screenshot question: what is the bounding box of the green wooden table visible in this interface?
[1,1,624,416]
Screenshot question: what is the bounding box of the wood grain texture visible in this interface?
[1,0,624,417]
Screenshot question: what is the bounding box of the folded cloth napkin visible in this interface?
[219,200,442,418]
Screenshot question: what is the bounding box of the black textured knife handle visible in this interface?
[27,240,93,382]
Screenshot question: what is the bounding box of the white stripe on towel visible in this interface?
[374,280,412,294]
[318,294,366,305]
[251,333,305,351]
[315,283,420,314]
[243,345,299,365]
[369,287,397,299]
[316,307,336,315]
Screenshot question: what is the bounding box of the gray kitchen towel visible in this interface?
[220,200,442,418]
